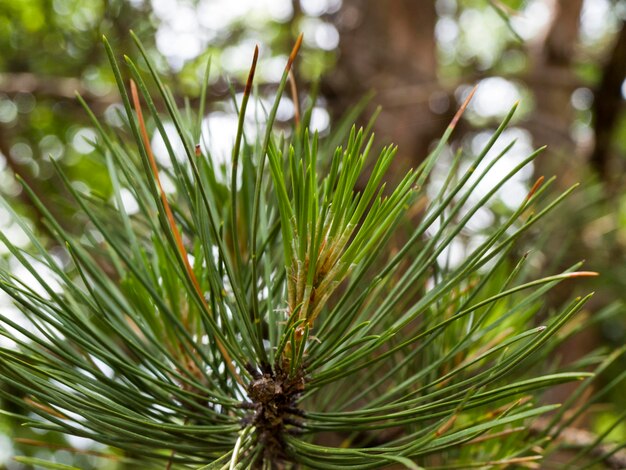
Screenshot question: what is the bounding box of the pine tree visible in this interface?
[0,34,624,469]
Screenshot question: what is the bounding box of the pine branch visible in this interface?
[0,35,620,470]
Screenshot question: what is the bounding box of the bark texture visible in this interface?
[326,0,448,172]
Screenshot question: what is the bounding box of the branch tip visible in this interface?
[449,84,478,130]
[244,46,260,96]
[287,33,304,71]
[526,176,545,200]
[566,271,599,278]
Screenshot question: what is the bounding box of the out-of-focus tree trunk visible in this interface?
[326,0,447,173]
[590,20,626,182]
[527,0,584,185]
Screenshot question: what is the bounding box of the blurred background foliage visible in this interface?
[0,0,625,467]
